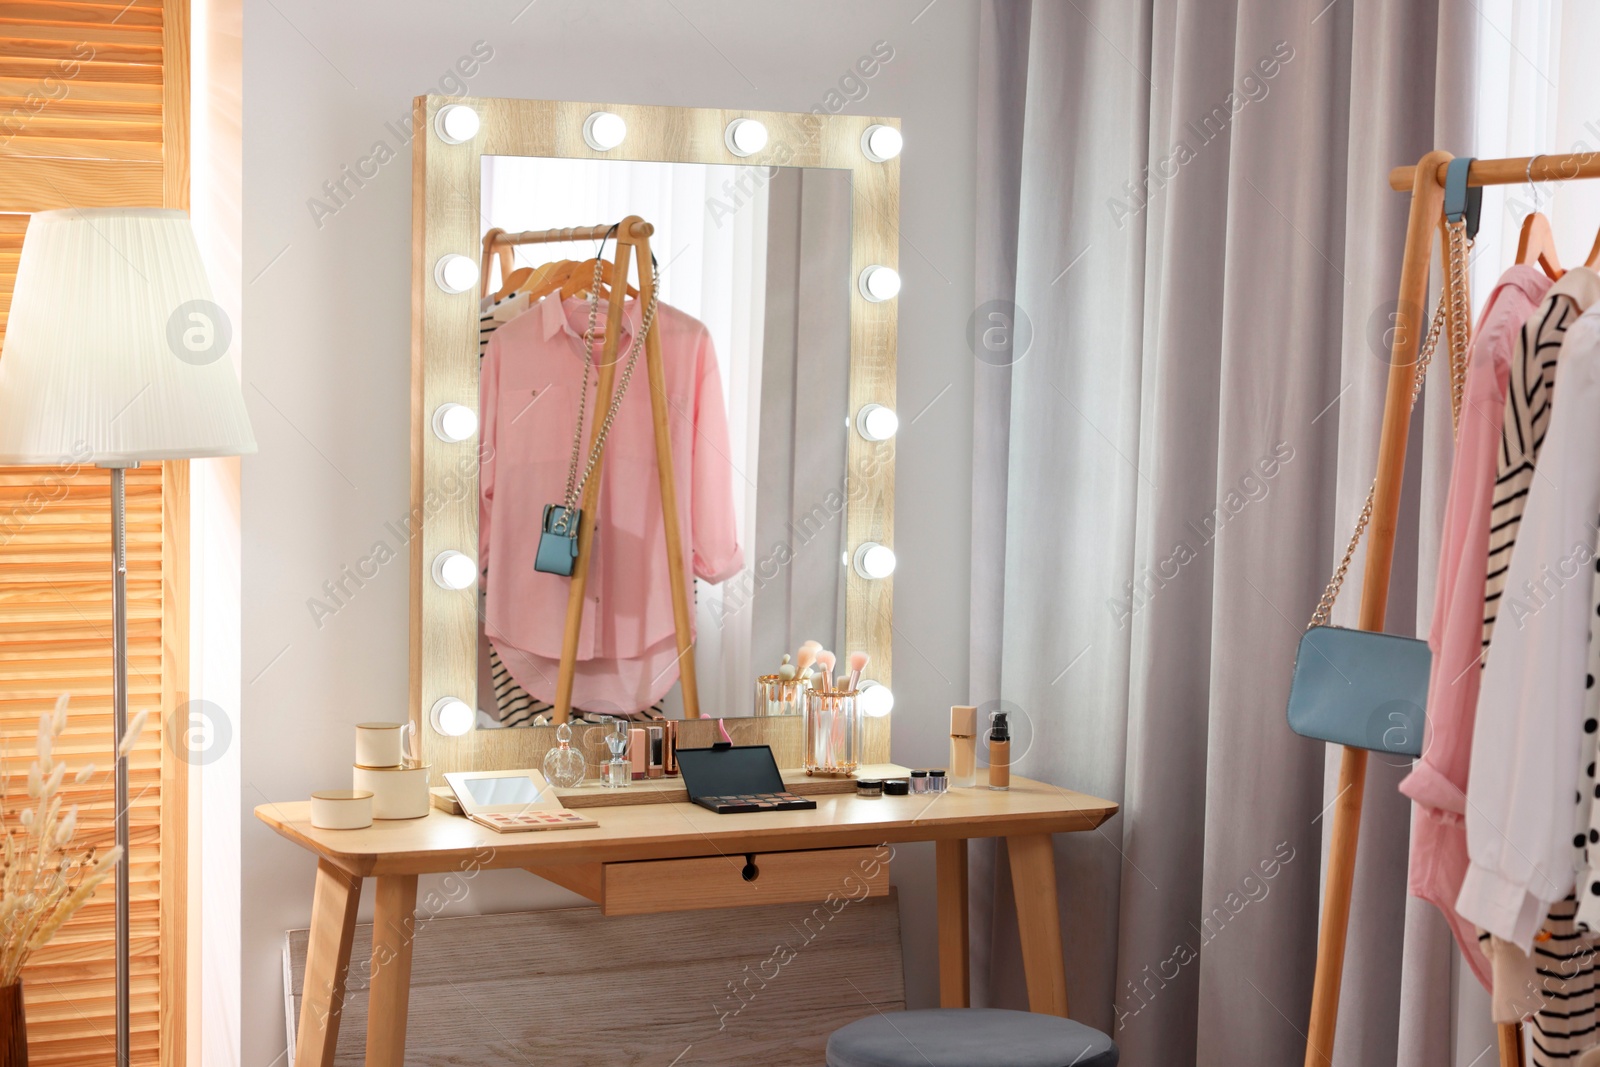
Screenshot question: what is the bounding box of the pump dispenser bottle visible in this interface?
[988,710,1011,790]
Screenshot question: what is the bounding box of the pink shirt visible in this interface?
[1398,264,1552,986]
[480,295,743,712]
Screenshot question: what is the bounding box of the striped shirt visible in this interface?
[1483,288,1591,657]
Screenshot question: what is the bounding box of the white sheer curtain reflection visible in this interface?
[481,157,767,715]
[968,2,1476,1065]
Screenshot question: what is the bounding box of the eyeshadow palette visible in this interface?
[468,810,598,833]
[693,791,817,814]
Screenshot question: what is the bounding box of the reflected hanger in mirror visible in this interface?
[1517,211,1564,279]
[492,265,536,303]
[559,258,639,301]
[520,259,582,301]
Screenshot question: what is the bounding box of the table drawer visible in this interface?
[601,846,890,916]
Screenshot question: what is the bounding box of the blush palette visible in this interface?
[469,809,598,833]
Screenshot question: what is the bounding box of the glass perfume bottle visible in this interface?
[542,721,587,788]
[602,721,632,788]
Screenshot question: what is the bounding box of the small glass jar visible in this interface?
[754,675,806,717]
[804,688,860,776]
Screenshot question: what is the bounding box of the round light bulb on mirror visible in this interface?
[432,402,478,443]
[860,124,903,163]
[433,253,478,295]
[858,681,895,718]
[434,104,480,145]
[430,696,474,737]
[724,118,769,157]
[583,110,627,151]
[431,550,477,591]
[852,542,896,580]
[855,403,899,442]
[858,264,901,302]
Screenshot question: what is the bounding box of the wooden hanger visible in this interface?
[1586,223,1600,269]
[556,258,639,301]
[521,260,582,301]
[490,265,535,303]
[1517,211,1564,279]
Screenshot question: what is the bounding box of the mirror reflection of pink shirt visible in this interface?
[480,295,742,712]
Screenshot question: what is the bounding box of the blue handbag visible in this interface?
[534,504,581,577]
[530,232,660,579]
[1285,159,1477,758]
[1287,625,1430,756]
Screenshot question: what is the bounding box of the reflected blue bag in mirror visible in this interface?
[1286,626,1430,757]
[534,504,580,576]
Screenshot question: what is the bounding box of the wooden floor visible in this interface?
[284,891,905,1066]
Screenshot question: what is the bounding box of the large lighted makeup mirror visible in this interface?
[409,97,898,778]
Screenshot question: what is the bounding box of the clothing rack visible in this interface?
[1305,148,1600,1067]
[480,217,702,722]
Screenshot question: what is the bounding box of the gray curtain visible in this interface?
[968,1,1485,1064]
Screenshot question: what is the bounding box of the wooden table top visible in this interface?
[255,775,1119,876]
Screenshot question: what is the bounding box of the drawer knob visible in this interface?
[741,854,759,882]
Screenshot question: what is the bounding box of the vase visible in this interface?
[0,982,25,1066]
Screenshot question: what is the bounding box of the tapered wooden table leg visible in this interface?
[366,873,419,1067]
[296,860,361,1067]
[937,838,970,1008]
[1007,833,1069,1017]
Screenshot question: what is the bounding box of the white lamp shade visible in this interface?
[0,208,257,464]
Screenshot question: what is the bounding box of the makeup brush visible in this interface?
[778,654,796,682]
[845,650,869,694]
[796,641,821,679]
[815,650,837,694]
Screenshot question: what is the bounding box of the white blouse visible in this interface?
[1460,280,1600,949]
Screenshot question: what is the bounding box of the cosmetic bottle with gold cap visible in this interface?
[950,705,978,788]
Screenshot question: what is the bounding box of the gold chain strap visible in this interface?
[553,242,663,531]
[1308,219,1472,629]
[1445,220,1472,436]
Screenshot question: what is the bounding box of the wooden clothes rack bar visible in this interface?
[478,216,702,723]
[1306,148,1600,1067]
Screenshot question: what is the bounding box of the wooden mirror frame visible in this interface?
[409,96,899,778]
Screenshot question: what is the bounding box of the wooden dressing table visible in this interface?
[260,775,1117,1067]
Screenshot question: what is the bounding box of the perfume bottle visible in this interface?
[602,721,631,788]
[542,721,587,788]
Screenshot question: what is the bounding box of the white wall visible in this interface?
[240,1,978,1060]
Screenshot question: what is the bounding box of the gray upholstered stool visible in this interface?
[825,1008,1118,1067]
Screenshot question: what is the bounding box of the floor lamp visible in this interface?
[0,208,256,1064]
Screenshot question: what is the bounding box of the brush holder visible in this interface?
[804,688,860,777]
[754,675,806,717]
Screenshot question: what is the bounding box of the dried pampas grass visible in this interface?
[0,694,142,987]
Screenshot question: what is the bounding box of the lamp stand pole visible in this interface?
[100,460,136,1067]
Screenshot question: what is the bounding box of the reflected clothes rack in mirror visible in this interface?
[479,218,701,724]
